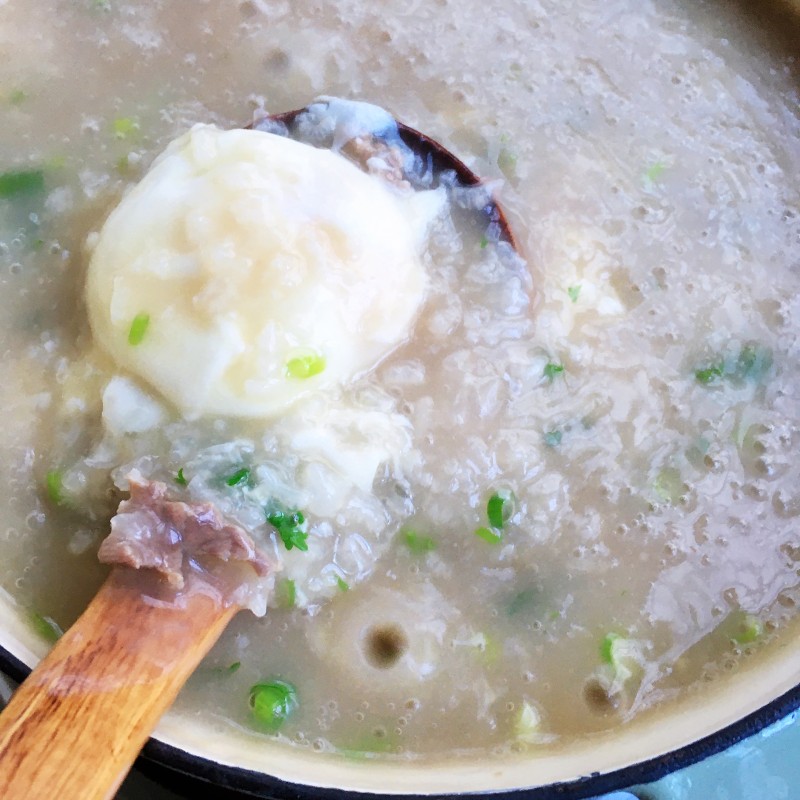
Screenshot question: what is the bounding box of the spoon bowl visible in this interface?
[253,101,517,249]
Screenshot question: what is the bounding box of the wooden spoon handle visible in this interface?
[0,569,236,800]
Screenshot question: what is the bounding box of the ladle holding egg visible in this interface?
[0,98,518,800]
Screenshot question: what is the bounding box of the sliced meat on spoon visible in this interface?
[99,471,270,590]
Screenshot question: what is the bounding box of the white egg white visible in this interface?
[86,124,430,418]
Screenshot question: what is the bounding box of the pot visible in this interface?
[0,0,798,797]
[3,613,800,799]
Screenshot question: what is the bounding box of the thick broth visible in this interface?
[0,0,799,760]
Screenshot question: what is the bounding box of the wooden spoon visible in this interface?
[0,568,238,799]
[0,103,517,800]
[0,473,269,800]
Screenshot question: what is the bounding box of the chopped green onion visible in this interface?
[285,353,325,380]
[30,611,63,643]
[45,470,65,506]
[543,362,564,381]
[731,613,763,645]
[275,525,308,552]
[45,155,66,171]
[653,467,683,504]
[695,363,724,384]
[474,526,502,545]
[487,490,514,529]
[644,161,667,182]
[600,632,621,664]
[175,468,188,487]
[112,116,139,139]
[567,285,581,303]
[278,578,296,609]
[224,467,251,487]
[480,635,501,664]
[543,430,562,448]
[336,576,350,592]
[249,679,298,732]
[127,313,150,346]
[403,530,436,554]
[515,701,542,743]
[212,661,241,676]
[0,169,44,199]
[266,501,308,552]
[9,89,27,106]
[734,344,772,384]
[696,344,772,387]
[498,147,518,179]
[479,235,489,249]
[340,732,396,759]
[599,632,641,685]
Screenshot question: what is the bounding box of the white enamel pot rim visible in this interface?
[2,0,800,796]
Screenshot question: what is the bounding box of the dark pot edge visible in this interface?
[2,642,799,799]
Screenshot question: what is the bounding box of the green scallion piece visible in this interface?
[543,430,562,447]
[479,235,489,249]
[0,169,44,199]
[127,313,150,346]
[567,285,581,303]
[336,576,350,592]
[732,613,763,645]
[695,363,724,384]
[249,679,298,732]
[498,147,517,179]
[278,578,296,609]
[266,501,308,552]
[515,701,542,743]
[543,362,564,381]
[9,89,27,106]
[600,632,621,664]
[30,611,63,643]
[112,116,139,139]
[403,530,436,554]
[285,353,326,380]
[644,161,666,182]
[175,468,188,487]
[734,344,772,384]
[340,732,396,759]
[653,467,683,504]
[475,526,502,545]
[45,470,65,506]
[224,467,251,487]
[486,490,514,530]
[212,661,241,676]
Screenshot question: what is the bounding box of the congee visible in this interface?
[0,0,799,760]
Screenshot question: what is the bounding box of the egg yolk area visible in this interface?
[85,124,428,418]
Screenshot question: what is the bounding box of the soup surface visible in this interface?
[0,0,799,762]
